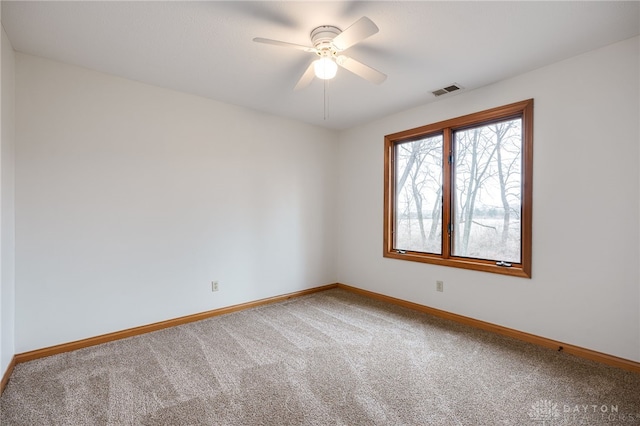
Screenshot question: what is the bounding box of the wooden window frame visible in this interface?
[384,99,533,278]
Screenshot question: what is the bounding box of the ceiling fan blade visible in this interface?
[336,55,387,84]
[294,62,316,90]
[253,37,317,53]
[331,17,379,51]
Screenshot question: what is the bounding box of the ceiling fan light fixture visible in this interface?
[314,57,338,80]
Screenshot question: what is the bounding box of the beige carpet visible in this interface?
[1,288,639,425]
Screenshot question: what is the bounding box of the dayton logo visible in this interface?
[528,400,561,425]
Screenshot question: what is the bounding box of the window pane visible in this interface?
[453,118,522,263]
[394,134,443,254]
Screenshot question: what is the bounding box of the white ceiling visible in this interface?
[2,1,639,130]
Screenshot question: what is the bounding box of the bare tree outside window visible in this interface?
[453,119,522,263]
[394,134,443,254]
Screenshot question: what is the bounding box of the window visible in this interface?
[384,99,533,277]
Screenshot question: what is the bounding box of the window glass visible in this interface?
[394,134,443,254]
[452,118,522,263]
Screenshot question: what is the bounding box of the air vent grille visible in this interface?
[432,83,462,97]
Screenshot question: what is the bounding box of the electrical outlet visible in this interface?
[211,281,219,292]
[436,280,444,292]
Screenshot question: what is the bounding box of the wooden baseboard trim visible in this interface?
[12,282,638,376]
[1,355,16,395]
[15,283,339,365]
[337,283,640,374]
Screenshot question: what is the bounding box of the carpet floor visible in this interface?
[1,288,639,425]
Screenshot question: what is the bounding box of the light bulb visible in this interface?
[313,57,338,80]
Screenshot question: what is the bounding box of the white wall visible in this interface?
[1,21,16,376]
[15,54,338,353]
[337,36,640,362]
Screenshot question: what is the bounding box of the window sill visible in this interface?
[383,250,531,278]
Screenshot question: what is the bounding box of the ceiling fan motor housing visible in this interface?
[310,25,341,55]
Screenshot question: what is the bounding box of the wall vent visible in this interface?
[431,83,462,97]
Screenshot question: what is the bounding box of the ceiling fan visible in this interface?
[253,17,387,90]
